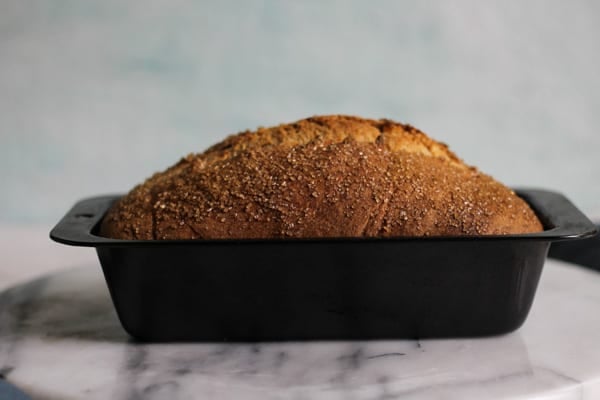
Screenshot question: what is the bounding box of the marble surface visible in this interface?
[1,229,600,399]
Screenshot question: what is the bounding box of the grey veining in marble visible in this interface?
[1,259,600,399]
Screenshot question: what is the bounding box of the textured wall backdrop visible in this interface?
[1,0,599,223]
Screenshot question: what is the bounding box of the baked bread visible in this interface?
[99,115,543,239]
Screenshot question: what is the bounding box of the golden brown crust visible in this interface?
[202,115,465,169]
[99,115,543,240]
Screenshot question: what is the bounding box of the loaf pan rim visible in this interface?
[50,188,598,247]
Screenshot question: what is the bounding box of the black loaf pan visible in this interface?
[50,189,596,342]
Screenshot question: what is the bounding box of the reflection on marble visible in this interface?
[1,260,599,399]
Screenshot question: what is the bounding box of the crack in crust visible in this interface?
[202,115,465,169]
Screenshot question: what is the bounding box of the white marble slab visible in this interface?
[1,248,600,399]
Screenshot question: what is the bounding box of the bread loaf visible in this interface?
[99,115,543,239]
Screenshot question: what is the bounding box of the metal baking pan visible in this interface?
[50,189,596,341]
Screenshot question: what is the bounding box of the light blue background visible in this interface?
[1,1,599,223]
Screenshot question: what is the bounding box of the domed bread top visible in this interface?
[99,115,543,240]
[202,115,466,169]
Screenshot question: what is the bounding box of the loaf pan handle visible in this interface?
[516,188,597,240]
[50,195,121,246]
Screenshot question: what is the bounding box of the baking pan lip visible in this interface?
[50,188,598,247]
